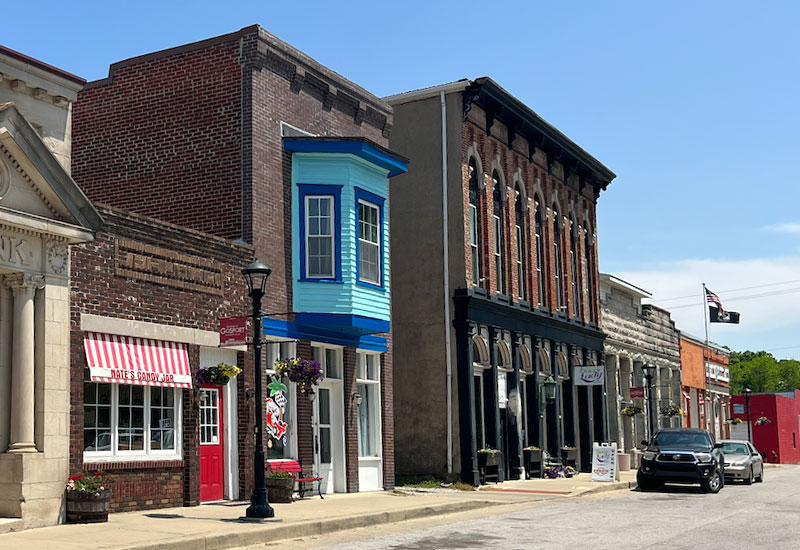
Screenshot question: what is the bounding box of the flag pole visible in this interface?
[702,283,710,432]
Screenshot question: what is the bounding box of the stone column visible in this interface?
[5,273,44,453]
[605,353,620,445]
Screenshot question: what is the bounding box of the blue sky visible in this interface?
[5,1,800,356]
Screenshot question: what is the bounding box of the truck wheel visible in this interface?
[702,470,722,493]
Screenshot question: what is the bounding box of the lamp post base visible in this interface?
[244,502,275,519]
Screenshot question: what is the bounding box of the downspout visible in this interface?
[441,90,453,474]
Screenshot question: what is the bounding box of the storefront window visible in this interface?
[357,352,381,458]
[83,381,181,459]
[266,340,297,461]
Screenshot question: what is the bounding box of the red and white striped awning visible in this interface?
[84,332,192,388]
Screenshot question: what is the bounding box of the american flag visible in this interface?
[705,287,724,314]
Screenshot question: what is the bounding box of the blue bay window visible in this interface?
[282,137,407,352]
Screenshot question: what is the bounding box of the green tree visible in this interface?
[729,351,780,393]
[777,360,800,391]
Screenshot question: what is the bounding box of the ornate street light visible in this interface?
[744,388,752,443]
[242,261,274,520]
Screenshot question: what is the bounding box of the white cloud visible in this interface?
[765,223,800,233]
[611,256,800,356]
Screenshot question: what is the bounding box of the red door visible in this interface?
[199,387,224,501]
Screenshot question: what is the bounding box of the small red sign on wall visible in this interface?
[219,316,247,347]
[630,386,645,400]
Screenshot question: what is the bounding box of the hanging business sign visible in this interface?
[630,386,645,399]
[573,365,605,386]
[219,316,247,347]
[591,442,618,482]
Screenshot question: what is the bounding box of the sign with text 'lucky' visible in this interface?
[219,316,247,347]
[591,442,618,482]
[573,365,605,386]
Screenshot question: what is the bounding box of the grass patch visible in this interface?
[449,482,476,491]
[395,476,443,488]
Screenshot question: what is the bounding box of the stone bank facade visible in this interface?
[0,46,102,528]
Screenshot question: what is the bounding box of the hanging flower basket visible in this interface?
[755,416,771,426]
[660,403,683,417]
[195,363,242,386]
[274,357,323,393]
[729,417,743,425]
[621,406,643,417]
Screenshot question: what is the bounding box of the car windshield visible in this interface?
[721,442,749,455]
[653,432,711,450]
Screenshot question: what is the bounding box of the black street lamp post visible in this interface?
[242,261,274,520]
[642,364,657,439]
[744,387,752,443]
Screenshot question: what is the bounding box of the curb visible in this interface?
[573,480,638,497]
[113,499,504,550]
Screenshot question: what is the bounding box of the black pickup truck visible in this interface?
[637,428,725,493]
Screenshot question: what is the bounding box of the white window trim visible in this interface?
[357,199,381,285]
[83,383,183,462]
[312,343,344,380]
[356,351,382,460]
[305,195,335,279]
[494,215,503,293]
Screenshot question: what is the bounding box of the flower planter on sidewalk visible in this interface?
[66,489,111,523]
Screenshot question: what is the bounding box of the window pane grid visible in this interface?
[306,196,334,278]
[358,201,380,285]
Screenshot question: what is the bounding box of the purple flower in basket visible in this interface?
[274,357,323,391]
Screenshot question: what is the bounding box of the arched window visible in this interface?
[570,216,579,317]
[515,183,526,302]
[468,158,483,287]
[492,171,505,295]
[534,196,545,308]
[553,205,563,312]
[585,223,595,322]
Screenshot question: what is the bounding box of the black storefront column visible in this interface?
[455,320,480,486]
[488,328,504,482]
[593,351,608,444]
[508,333,524,480]
[575,347,592,472]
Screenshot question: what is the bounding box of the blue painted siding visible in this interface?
[292,153,391,322]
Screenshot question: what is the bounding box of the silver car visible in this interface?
[720,439,764,484]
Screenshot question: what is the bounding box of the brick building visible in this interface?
[0,46,102,529]
[730,390,800,464]
[600,274,681,457]
[680,334,730,439]
[70,25,407,509]
[69,206,254,511]
[386,79,615,482]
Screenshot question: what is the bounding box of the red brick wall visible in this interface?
[72,37,244,240]
[460,116,599,322]
[70,206,254,512]
[343,347,359,492]
[732,392,800,464]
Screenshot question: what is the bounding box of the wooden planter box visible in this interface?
[66,489,111,523]
[523,449,544,479]
[477,451,501,484]
[266,477,294,503]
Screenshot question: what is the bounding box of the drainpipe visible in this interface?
[441,90,453,474]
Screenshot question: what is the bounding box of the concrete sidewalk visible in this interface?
[0,470,637,550]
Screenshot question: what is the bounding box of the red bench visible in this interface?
[268,460,323,500]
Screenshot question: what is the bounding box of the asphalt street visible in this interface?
[290,465,800,550]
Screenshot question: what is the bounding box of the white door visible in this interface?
[313,380,345,493]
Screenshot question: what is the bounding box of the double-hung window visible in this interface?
[306,195,335,278]
[358,200,380,285]
[84,382,181,460]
